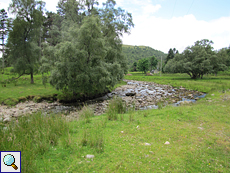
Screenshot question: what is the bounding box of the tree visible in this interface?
[42,12,62,46]
[217,47,230,68]
[164,39,227,79]
[149,55,158,71]
[41,0,134,97]
[137,58,149,74]
[165,48,178,65]
[0,9,8,73]
[7,0,45,83]
[130,62,137,71]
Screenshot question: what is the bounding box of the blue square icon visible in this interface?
[0,151,21,173]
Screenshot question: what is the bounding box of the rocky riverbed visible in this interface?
[0,80,205,123]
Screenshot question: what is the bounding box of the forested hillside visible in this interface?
[122,45,167,67]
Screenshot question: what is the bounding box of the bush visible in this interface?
[57,92,75,102]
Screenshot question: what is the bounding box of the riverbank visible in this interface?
[1,73,229,172]
[0,80,205,123]
[1,89,229,172]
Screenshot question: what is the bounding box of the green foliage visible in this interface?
[137,58,149,74]
[0,8,9,73]
[7,0,45,84]
[107,96,126,120]
[217,47,230,67]
[149,55,158,71]
[0,69,62,106]
[164,39,228,79]
[165,48,178,65]
[79,105,94,123]
[122,45,166,68]
[81,122,104,153]
[35,90,230,172]
[3,98,19,106]
[41,0,133,97]
[130,61,137,72]
[124,72,230,93]
[33,96,42,103]
[0,112,69,172]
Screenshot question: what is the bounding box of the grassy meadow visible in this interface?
[0,70,230,172]
[0,67,126,105]
[124,72,230,93]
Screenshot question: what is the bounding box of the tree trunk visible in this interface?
[191,73,197,79]
[30,71,34,84]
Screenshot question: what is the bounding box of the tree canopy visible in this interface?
[137,58,149,74]
[164,39,228,79]
[149,55,158,71]
[122,45,166,68]
[7,0,45,83]
[40,0,134,97]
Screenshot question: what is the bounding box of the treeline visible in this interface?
[164,39,230,79]
[0,0,134,97]
[122,45,166,68]
[130,56,158,74]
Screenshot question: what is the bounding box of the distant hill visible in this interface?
[122,45,167,67]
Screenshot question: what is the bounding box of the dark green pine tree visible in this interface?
[0,9,8,73]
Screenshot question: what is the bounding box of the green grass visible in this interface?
[0,67,127,106]
[1,69,230,172]
[0,72,61,105]
[124,72,230,92]
[32,90,230,172]
[0,112,69,173]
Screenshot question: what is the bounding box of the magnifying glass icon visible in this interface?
[3,154,18,170]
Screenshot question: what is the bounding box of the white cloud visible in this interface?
[122,14,230,53]
[142,4,161,15]
[44,0,59,12]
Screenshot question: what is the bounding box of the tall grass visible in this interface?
[79,105,94,123]
[106,96,126,120]
[0,112,69,173]
[81,122,104,153]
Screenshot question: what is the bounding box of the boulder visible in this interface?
[126,92,136,96]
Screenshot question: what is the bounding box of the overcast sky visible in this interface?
[1,0,230,53]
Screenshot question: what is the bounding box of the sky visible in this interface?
[1,0,230,54]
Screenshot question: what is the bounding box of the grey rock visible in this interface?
[126,92,136,96]
[3,117,11,123]
[86,154,95,159]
